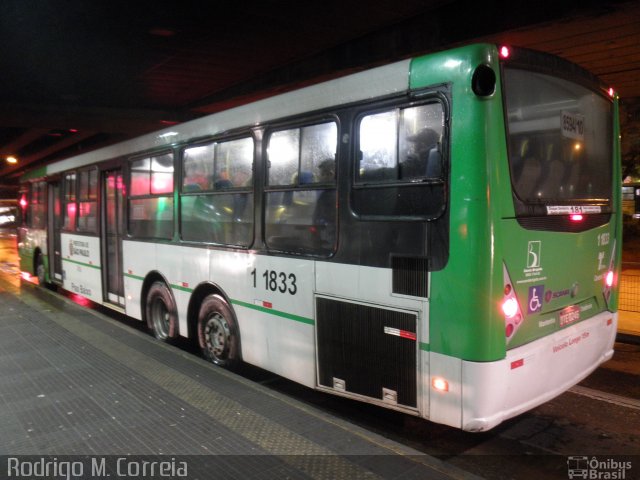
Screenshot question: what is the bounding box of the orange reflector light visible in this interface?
[502,297,518,318]
[499,46,510,58]
[570,214,583,222]
[605,270,614,287]
[432,377,449,392]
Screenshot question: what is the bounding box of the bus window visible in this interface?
[504,68,612,205]
[77,168,98,233]
[183,144,214,191]
[128,152,174,239]
[357,103,444,184]
[180,137,254,247]
[265,121,337,255]
[63,173,77,231]
[29,181,47,229]
[353,102,446,220]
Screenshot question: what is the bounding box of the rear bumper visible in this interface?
[461,311,617,431]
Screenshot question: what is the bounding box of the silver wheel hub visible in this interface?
[151,299,169,337]
[204,313,229,359]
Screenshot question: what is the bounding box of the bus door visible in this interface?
[103,169,124,306]
[47,180,63,283]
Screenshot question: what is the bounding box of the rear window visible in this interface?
[503,68,613,204]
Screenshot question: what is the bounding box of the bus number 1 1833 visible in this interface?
[251,268,298,295]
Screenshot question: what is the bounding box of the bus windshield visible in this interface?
[503,68,613,205]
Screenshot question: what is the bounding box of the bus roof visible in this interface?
[33,58,412,179]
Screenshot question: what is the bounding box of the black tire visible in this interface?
[35,254,46,286]
[145,281,178,341]
[197,294,240,368]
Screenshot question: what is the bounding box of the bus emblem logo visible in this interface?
[527,241,541,268]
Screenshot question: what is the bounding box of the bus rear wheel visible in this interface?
[146,281,177,341]
[197,294,239,368]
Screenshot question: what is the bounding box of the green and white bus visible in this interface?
[18,44,620,431]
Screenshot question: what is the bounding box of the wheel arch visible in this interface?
[140,270,177,333]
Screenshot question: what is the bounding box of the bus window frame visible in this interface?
[498,48,615,220]
[61,171,78,233]
[126,149,176,241]
[262,114,340,257]
[350,94,450,222]
[178,132,256,248]
[76,167,99,234]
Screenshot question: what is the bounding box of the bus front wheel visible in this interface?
[145,281,177,342]
[197,295,239,368]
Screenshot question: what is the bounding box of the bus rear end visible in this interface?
[430,49,621,431]
[467,47,619,430]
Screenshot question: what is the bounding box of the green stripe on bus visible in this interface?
[123,273,145,282]
[231,299,315,326]
[172,283,193,293]
[62,257,101,270]
[419,342,429,352]
[123,274,313,326]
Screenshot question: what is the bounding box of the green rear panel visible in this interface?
[410,44,621,362]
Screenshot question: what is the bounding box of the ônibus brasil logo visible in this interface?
[567,456,632,479]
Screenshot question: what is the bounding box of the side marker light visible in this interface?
[432,377,449,392]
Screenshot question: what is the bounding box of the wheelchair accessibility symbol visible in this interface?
[528,285,544,314]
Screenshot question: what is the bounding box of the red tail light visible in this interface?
[499,46,510,59]
[605,270,614,287]
[503,264,524,342]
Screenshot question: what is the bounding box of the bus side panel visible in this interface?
[413,44,507,363]
[61,233,102,303]
[234,254,316,388]
[315,262,426,412]
[122,240,153,321]
[158,243,211,337]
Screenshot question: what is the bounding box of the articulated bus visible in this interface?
[18,44,620,431]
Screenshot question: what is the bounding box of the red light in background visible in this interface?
[19,195,27,208]
[499,46,510,58]
[608,87,615,98]
[69,293,93,308]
